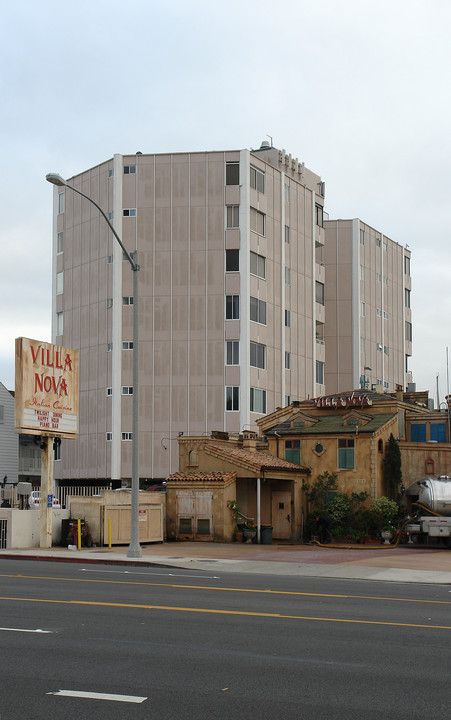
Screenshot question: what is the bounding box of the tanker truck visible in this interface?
[404,476,451,547]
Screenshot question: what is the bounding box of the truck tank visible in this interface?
[405,476,451,516]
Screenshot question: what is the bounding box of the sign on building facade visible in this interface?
[15,337,79,437]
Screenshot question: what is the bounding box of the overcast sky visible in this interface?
[1,0,450,404]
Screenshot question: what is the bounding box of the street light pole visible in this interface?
[46,173,142,558]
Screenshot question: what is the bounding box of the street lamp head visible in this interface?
[46,173,66,187]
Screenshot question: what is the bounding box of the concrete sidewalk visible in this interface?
[1,540,451,584]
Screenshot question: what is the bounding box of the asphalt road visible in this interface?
[0,558,450,719]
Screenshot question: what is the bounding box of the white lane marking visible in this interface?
[0,627,52,633]
[79,569,219,579]
[48,690,147,703]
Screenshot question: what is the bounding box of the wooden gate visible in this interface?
[176,490,214,541]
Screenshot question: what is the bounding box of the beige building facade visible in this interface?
[51,143,326,483]
[323,219,412,394]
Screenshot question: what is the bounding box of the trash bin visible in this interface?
[261,525,273,544]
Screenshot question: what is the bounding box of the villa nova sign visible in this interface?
[314,392,372,409]
[15,337,79,437]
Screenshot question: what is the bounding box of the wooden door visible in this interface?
[271,492,292,540]
[176,490,214,541]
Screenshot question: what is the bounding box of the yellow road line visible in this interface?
[0,595,450,629]
[1,573,450,606]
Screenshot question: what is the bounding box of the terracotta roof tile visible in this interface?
[166,471,236,483]
[204,443,308,472]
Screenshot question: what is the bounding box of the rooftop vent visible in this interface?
[260,140,271,149]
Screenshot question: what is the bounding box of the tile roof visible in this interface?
[166,471,236,483]
[204,443,309,473]
[265,412,397,436]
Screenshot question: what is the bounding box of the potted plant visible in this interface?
[243,519,257,542]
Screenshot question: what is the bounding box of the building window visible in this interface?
[376,308,382,317]
[106,387,112,396]
[250,165,265,193]
[58,192,65,214]
[383,276,389,286]
[108,212,114,221]
[107,255,113,264]
[250,207,265,236]
[383,311,389,320]
[376,237,381,247]
[122,432,133,441]
[122,386,133,395]
[226,249,239,272]
[384,346,389,355]
[56,271,64,295]
[316,360,324,384]
[250,387,266,414]
[315,281,324,305]
[57,231,64,253]
[226,205,239,228]
[107,342,113,352]
[411,424,426,442]
[285,439,300,464]
[285,267,291,286]
[250,251,266,279]
[56,312,63,335]
[107,298,113,309]
[405,288,411,308]
[122,296,134,306]
[285,352,291,369]
[360,302,366,317]
[360,229,365,245]
[226,340,239,365]
[226,295,240,320]
[123,208,136,217]
[285,395,291,406]
[405,321,412,342]
[384,381,389,389]
[285,183,290,203]
[106,432,113,442]
[360,265,365,281]
[338,438,355,469]
[376,272,382,282]
[378,439,383,452]
[226,386,239,411]
[250,342,266,369]
[108,168,114,178]
[250,297,266,325]
[226,162,239,185]
[383,241,388,252]
[122,341,133,350]
[404,256,411,275]
[360,337,366,353]
[124,165,136,174]
[285,309,291,327]
[431,424,446,442]
[377,344,382,352]
[285,225,290,243]
[315,204,323,227]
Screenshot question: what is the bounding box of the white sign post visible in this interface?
[15,337,79,548]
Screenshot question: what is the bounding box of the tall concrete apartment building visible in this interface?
[51,143,327,482]
[323,219,412,394]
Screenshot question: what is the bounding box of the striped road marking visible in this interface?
[48,690,147,703]
[0,627,52,633]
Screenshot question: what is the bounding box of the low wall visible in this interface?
[0,508,70,548]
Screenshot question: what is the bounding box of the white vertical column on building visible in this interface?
[311,193,316,390]
[351,219,361,389]
[401,245,406,388]
[111,154,123,480]
[169,155,174,472]
[239,150,251,431]
[381,234,385,388]
[186,154,191,435]
[281,172,286,404]
[335,221,340,389]
[51,186,58,342]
